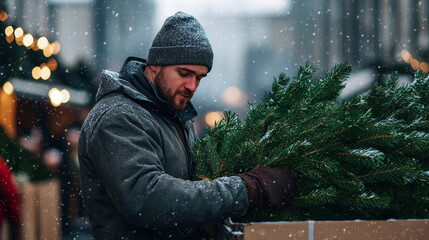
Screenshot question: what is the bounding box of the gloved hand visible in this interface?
[238,166,297,209]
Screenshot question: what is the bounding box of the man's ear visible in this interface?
[149,65,160,73]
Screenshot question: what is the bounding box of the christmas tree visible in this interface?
[193,63,429,221]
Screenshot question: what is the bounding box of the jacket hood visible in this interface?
[96,57,149,103]
[95,57,197,121]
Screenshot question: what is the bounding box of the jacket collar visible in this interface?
[121,57,198,122]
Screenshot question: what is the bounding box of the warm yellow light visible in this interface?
[420,62,429,73]
[60,89,70,103]
[32,66,41,79]
[205,111,223,127]
[37,36,49,49]
[222,86,247,107]
[5,26,13,36]
[51,41,61,55]
[6,34,14,43]
[2,82,14,95]
[23,34,34,47]
[40,66,51,80]
[410,58,420,70]
[0,11,8,21]
[47,58,58,71]
[401,50,412,63]
[31,39,39,51]
[49,88,62,107]
[43,44,53,57]
[14,27,23,38]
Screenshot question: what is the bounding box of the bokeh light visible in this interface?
[205,111,223,127]
[14,27,23,38]
[32,66,41,79]
[2,81,14,95]
[49,88,62,107]
[23,34,34,47]
[222,86,247,107]
[40,65,51,80]
[60,89,70,103]
[5,26,13,36]
[37,36,49,49]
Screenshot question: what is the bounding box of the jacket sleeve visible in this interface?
[86,107,248,229]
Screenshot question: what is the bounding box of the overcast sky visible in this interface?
[155,0,291,26]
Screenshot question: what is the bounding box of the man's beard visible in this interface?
[154,68,193,111]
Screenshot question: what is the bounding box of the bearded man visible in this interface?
[78,11,296,239]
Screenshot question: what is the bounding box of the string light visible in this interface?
[1,7,66,105]
[410,58,420,71]
[47,58,58,71]
[14,27,23,38]
[49,88,71,107]
[2,17,60,56]
[32,66,41,79]
[40,65,51,80]
[49,88,62,107]
[37,36,48,49]
[2,82,14,95]
[6,28,14,43]
[400,50,411,63]
[43,44,53,57]
[60,89,70,103]
[51,41,61,55]
[0,10,8,21]
[31,38,39,51]
[400,49,428,73]
[5,25,13,36]
[420,62,429,73]
[23,33,34,47]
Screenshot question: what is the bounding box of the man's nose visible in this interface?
[184,77,198,92]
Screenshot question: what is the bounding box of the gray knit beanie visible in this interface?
[147,11,213,72]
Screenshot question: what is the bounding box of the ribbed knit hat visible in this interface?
[147,11,213,72]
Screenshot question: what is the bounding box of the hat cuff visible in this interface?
[147,46,213,72]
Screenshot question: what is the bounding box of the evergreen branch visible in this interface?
[306,149,321,156]
[327,177,362,188]
[358,167,417,179]
[336,152,379,160]
[309,63,351,103]
[320,125,353,142]
[352,134,396,145]
[262,109,275,124]
[388,141,414,156]
[338,195,390,209]
[289,64,317,98]
[294,190,337,207]
[194,62,429,221]
[285,104,302,127]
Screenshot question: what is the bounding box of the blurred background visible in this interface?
[0,0,427,239]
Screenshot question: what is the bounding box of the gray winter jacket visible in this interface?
[78,57,249,239]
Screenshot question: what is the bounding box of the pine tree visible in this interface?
[193,63,429,222]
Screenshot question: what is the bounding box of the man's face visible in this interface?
[153,65,208,111]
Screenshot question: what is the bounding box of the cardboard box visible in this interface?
[221,218,429,240]
[18,178,61,240]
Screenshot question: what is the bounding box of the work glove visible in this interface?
[238,166,297,209]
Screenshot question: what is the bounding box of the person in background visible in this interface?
[43,148,63,170]
[61,124,85,232]
[18,127,43,159]
[78,11,297,239]
[0,155,21,240]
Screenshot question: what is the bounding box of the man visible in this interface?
[78,11,297,239]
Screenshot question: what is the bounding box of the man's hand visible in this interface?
[238,166,297,209]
